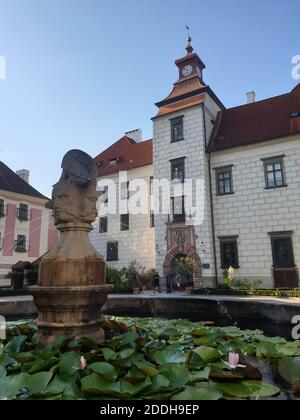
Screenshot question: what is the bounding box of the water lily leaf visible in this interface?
[193,337,217,347]
[0,373,29,400]
[134,360,159,377]
[144,374,170,395]
[278,357,300,392]
[119,348,135,360]
[172,385,222,401]
[5,335,27,354]
[46,375,81,399]
[190,367,211,383]
[216,380,280,399]
[14,352,35,363]
[191,329,209,337]
[159,363,190,388]
[0,366,6,378]
[153,346,185,365]
[194,346,221,363]
[102,348,118,361]
[89,362,118,381]
[58,352,81,376]
[119,376,152,397]
[159,328,179,338]
[81,374,121,396]
[25,372,53,396]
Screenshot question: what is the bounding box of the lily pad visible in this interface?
[172,385,222,401]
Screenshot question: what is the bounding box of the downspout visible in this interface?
[202,103,218,287]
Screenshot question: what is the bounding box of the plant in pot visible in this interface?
[125,260,145,294]
[174,256,198,293]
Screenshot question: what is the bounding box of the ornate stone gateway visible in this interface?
[31,150,112,345]
[163,221,203,289]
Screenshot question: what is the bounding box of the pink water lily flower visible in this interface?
[79,356,87,370]
[225,353,246,370]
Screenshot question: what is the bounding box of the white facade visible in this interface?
[211,135,300,287]
[90,164,155,271]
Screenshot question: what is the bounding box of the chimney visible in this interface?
[246,91,256,104]
[16,169,30,184]
[125,128,143,143]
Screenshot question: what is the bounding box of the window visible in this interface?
[120,214,129,231]
[215,166,234,195]
[120,181,130,200]
[0,233,3,251]
[150,177,154,195]
[171,158,185,183]
[0,199,5,218]
[150,210,155,228]
[99,217,108,233]
[219,237,239,269]
[270,233,295,268]
[17,203,30,221]
[262,156,286,189]
[171,196,185,222]
[110,157,119,165]
[100,186,108,204]
[171,116,184,143]
[107,241,118,262]
[15,235,27,253]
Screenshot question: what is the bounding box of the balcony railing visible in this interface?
[14,240,30,253]
[16,208,31,222]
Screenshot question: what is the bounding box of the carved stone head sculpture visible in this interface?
[47,150,100,227]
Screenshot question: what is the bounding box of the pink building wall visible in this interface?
[28,208,42,258]
[47,214,58,249]
[3,204,16,257]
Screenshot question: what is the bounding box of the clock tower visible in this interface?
[152,37,224,289]
[175,36,206,82]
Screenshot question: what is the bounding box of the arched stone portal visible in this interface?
[163,221,203,289]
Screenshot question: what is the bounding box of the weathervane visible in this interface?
[185,25,193,54]
[185,25,191,42]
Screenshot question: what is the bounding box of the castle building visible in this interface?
[0,162,57,285]
[91,39,300,289]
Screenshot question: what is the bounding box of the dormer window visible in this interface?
[290,112,300,134]
[110,157,120,165]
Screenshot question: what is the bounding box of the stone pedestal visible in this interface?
[31,224,112,345]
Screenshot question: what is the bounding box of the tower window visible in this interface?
[171,157,185,183]
[170,116,184,143]
[171,196,185,222]
[150,210,155,228]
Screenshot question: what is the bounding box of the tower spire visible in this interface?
[185,25,193,55]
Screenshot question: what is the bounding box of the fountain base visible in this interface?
[31,284,112,345]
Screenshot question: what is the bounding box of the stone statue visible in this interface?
[31,150,112,345]
[47,150,100,226]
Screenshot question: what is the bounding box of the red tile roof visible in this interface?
[0,162,47,199]
[209,84,300,152]
[95,136,153,176]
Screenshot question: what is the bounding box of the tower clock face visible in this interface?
[182,65,193,77]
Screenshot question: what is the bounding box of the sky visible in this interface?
[0,0,299,196]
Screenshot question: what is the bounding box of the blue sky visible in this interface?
[0,0,299,196]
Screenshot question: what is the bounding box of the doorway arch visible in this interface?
[163,245,203,289]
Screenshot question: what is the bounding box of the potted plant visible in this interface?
[174,257,198,293]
